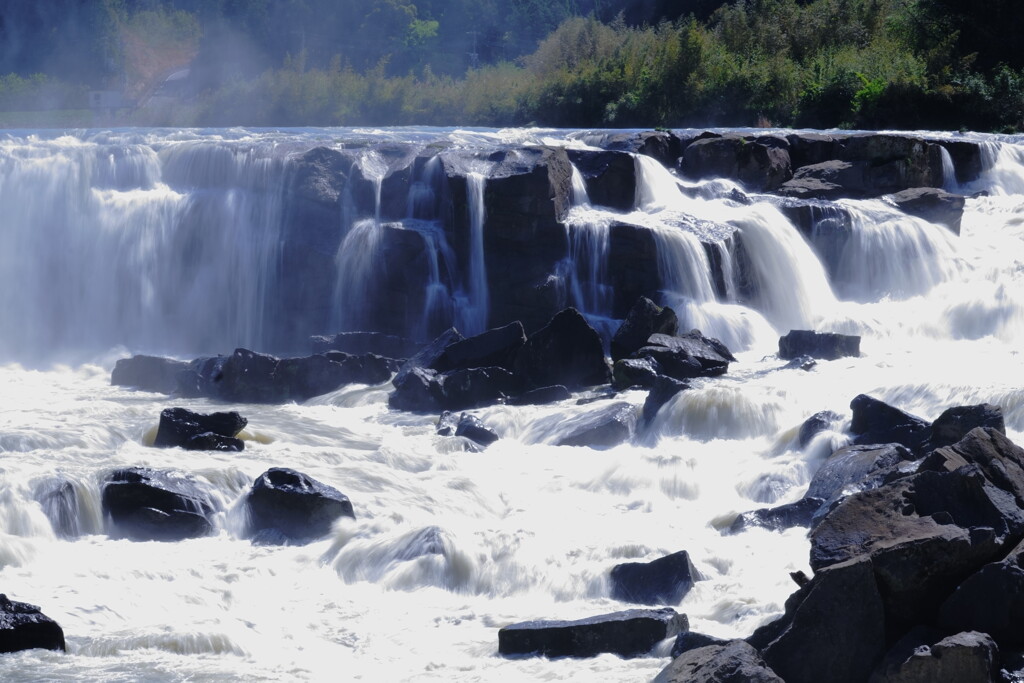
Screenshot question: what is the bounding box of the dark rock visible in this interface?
[612,357,663,390]
[921,426,1024,511]
[437,412,499,448]
[939,537,1024,648]
[657,640,784,683]
[111,355,190,394]
[175,355,227,399]
[512,308,610,391]
[943,140,984,185]
[186,432,244,452]
[153,407,247,450]
[497,607,687,659]
[322,351,397,385]
[669,631,729,659]
[431,321,526,373]
[786,132,838,168]
[885,187,966,235]
[869,629,999,683]
[838,135,943,190]
[35,479,83,539]
[555,402,639,449]
[610,297,679,361]
[566,149,637,211]
[393,328,464,388]
[783,355,817,371]
[310,331,417,358]
[634,331,735,381]
[245,467,354,545]
[850,394,932,454]
[0,594,65,653]
[596,130,684,167]
[779,329,861,361]
[805,443,915,517]
[775,160,868,200]
[102,467,217,541]
[440,366,517,411]
[610,551,700,605]
[608,222,663,318]
[217,348,281,403]
[809,466,1024,633]
[798,410,843,448]
[929,405,1005,450]
[728,497,824,533]
[508,385,572,406]
[389,366,445,412]
[748,557,886,683]
[643,376,690,425]
[681,135,793,192]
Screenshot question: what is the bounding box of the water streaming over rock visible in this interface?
[0,127,1022,681]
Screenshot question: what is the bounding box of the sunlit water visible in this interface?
[0,127,1023,681]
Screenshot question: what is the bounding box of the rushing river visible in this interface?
[1,127,1023,681]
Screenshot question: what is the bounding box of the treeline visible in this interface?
[1,0,1022,131]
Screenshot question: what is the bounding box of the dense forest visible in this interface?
[0,0,1021,131]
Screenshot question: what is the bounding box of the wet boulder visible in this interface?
[430,321,526,373]
[216,347,282,403]
[728,497,825,534]
[153,407,247,452]
[439,366,517,411]
[0,594,65,653]
[610,551,700,606]
[277,352,394,400]
[388,366,445,412]
[748,557,886,683]
[921,426,1024,511]
[507,385,572,406]
[885,187,966,235]
[512,308,611,391]
[869,629,999,683]
[643,376,690,425]
[566,149,637,211]
[850,394,932,454]
[436,411,499,448]
[633,331,735,381]
[102,467,217,542]
[111,354,190,394]
[928,404,1005,450]
[805,443,915,520]
[555,402,639,449]
[393,328,464,388]
[939,537,1024,648]
[779,330,860,361]
[798,410,843,448]
[610,297,679,361]
[656,640,784,683]
[310,331,417,359]
[498,607,688,659]
[612,357,663,390]
[245,467,354,545]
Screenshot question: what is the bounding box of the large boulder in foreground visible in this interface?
[610,551,700,606]
[0,594,65,653]
[102,467,217,542]
[655,640,784,683]
[748,556,885,683]
[498,607,687,659]
[512,308,610,391]
[245,467,354,545]
[928,405,1005,451]
[869,629,999,683]
[153,407,247,452]
[610,297,679,361]
[938,537,1024,649]
[778,329,860,361]
[850,394,932,454]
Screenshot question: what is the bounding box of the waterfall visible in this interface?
[457,172,490,336]
[939,145,958,192]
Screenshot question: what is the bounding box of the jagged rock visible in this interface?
[748,557,886,683]
[431,321,526,373]
[670,631,729,658]
[555,402,639,449]
[245,467,354,545]
[102,467,217,542]
[838,135,943,190]
[633,331,735,381]
[786,132,838,168]
[656,640,784,683]
[728,497,825,534]
[939,537,1024,648]
[440,366,517,411]
[393,328,464,387]
[809,466,1024,633]
[850,394,932,454]
[508,385,572,406]
[498,607,688,659]
[775,160,868,200]
[612,357,663,390]
[111,354,190,394]
[681,135,793,192]
[566,149,637,211]
[153,407,247,451]
[798,410,843,448]
[610,551,699,605]
[310,331,417,358]
[0,594,65,653]
[779,329,860,361]
[921,426,1024,512]
[216,348,281,402]
[805,443,915,519]
[175,355,227,399]
[643,376,690,424]
[928,405,1005,450]
[886,187,966,235]
[388,366,445,412]
[512,308,610,391]
[596,130,684,167]
[610,297,679,361]
[436,411,499,448]
[869,629,999,683]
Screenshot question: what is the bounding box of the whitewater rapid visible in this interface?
[0,127,1022,681]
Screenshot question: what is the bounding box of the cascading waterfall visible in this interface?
[939,145,958,192]
[1,128,1024,683]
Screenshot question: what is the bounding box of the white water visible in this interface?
[1,128,1023,682]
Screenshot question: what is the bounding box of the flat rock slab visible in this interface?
[498,607,688,659]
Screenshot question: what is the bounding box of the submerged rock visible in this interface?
[0,594,65,653]
[779,329,860,361]
[102,467,217,542]
[245,467,354,545]
[554,402,638,449]
[436,411,499,448]
[498,607,688,659]
[728,497,825,534]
